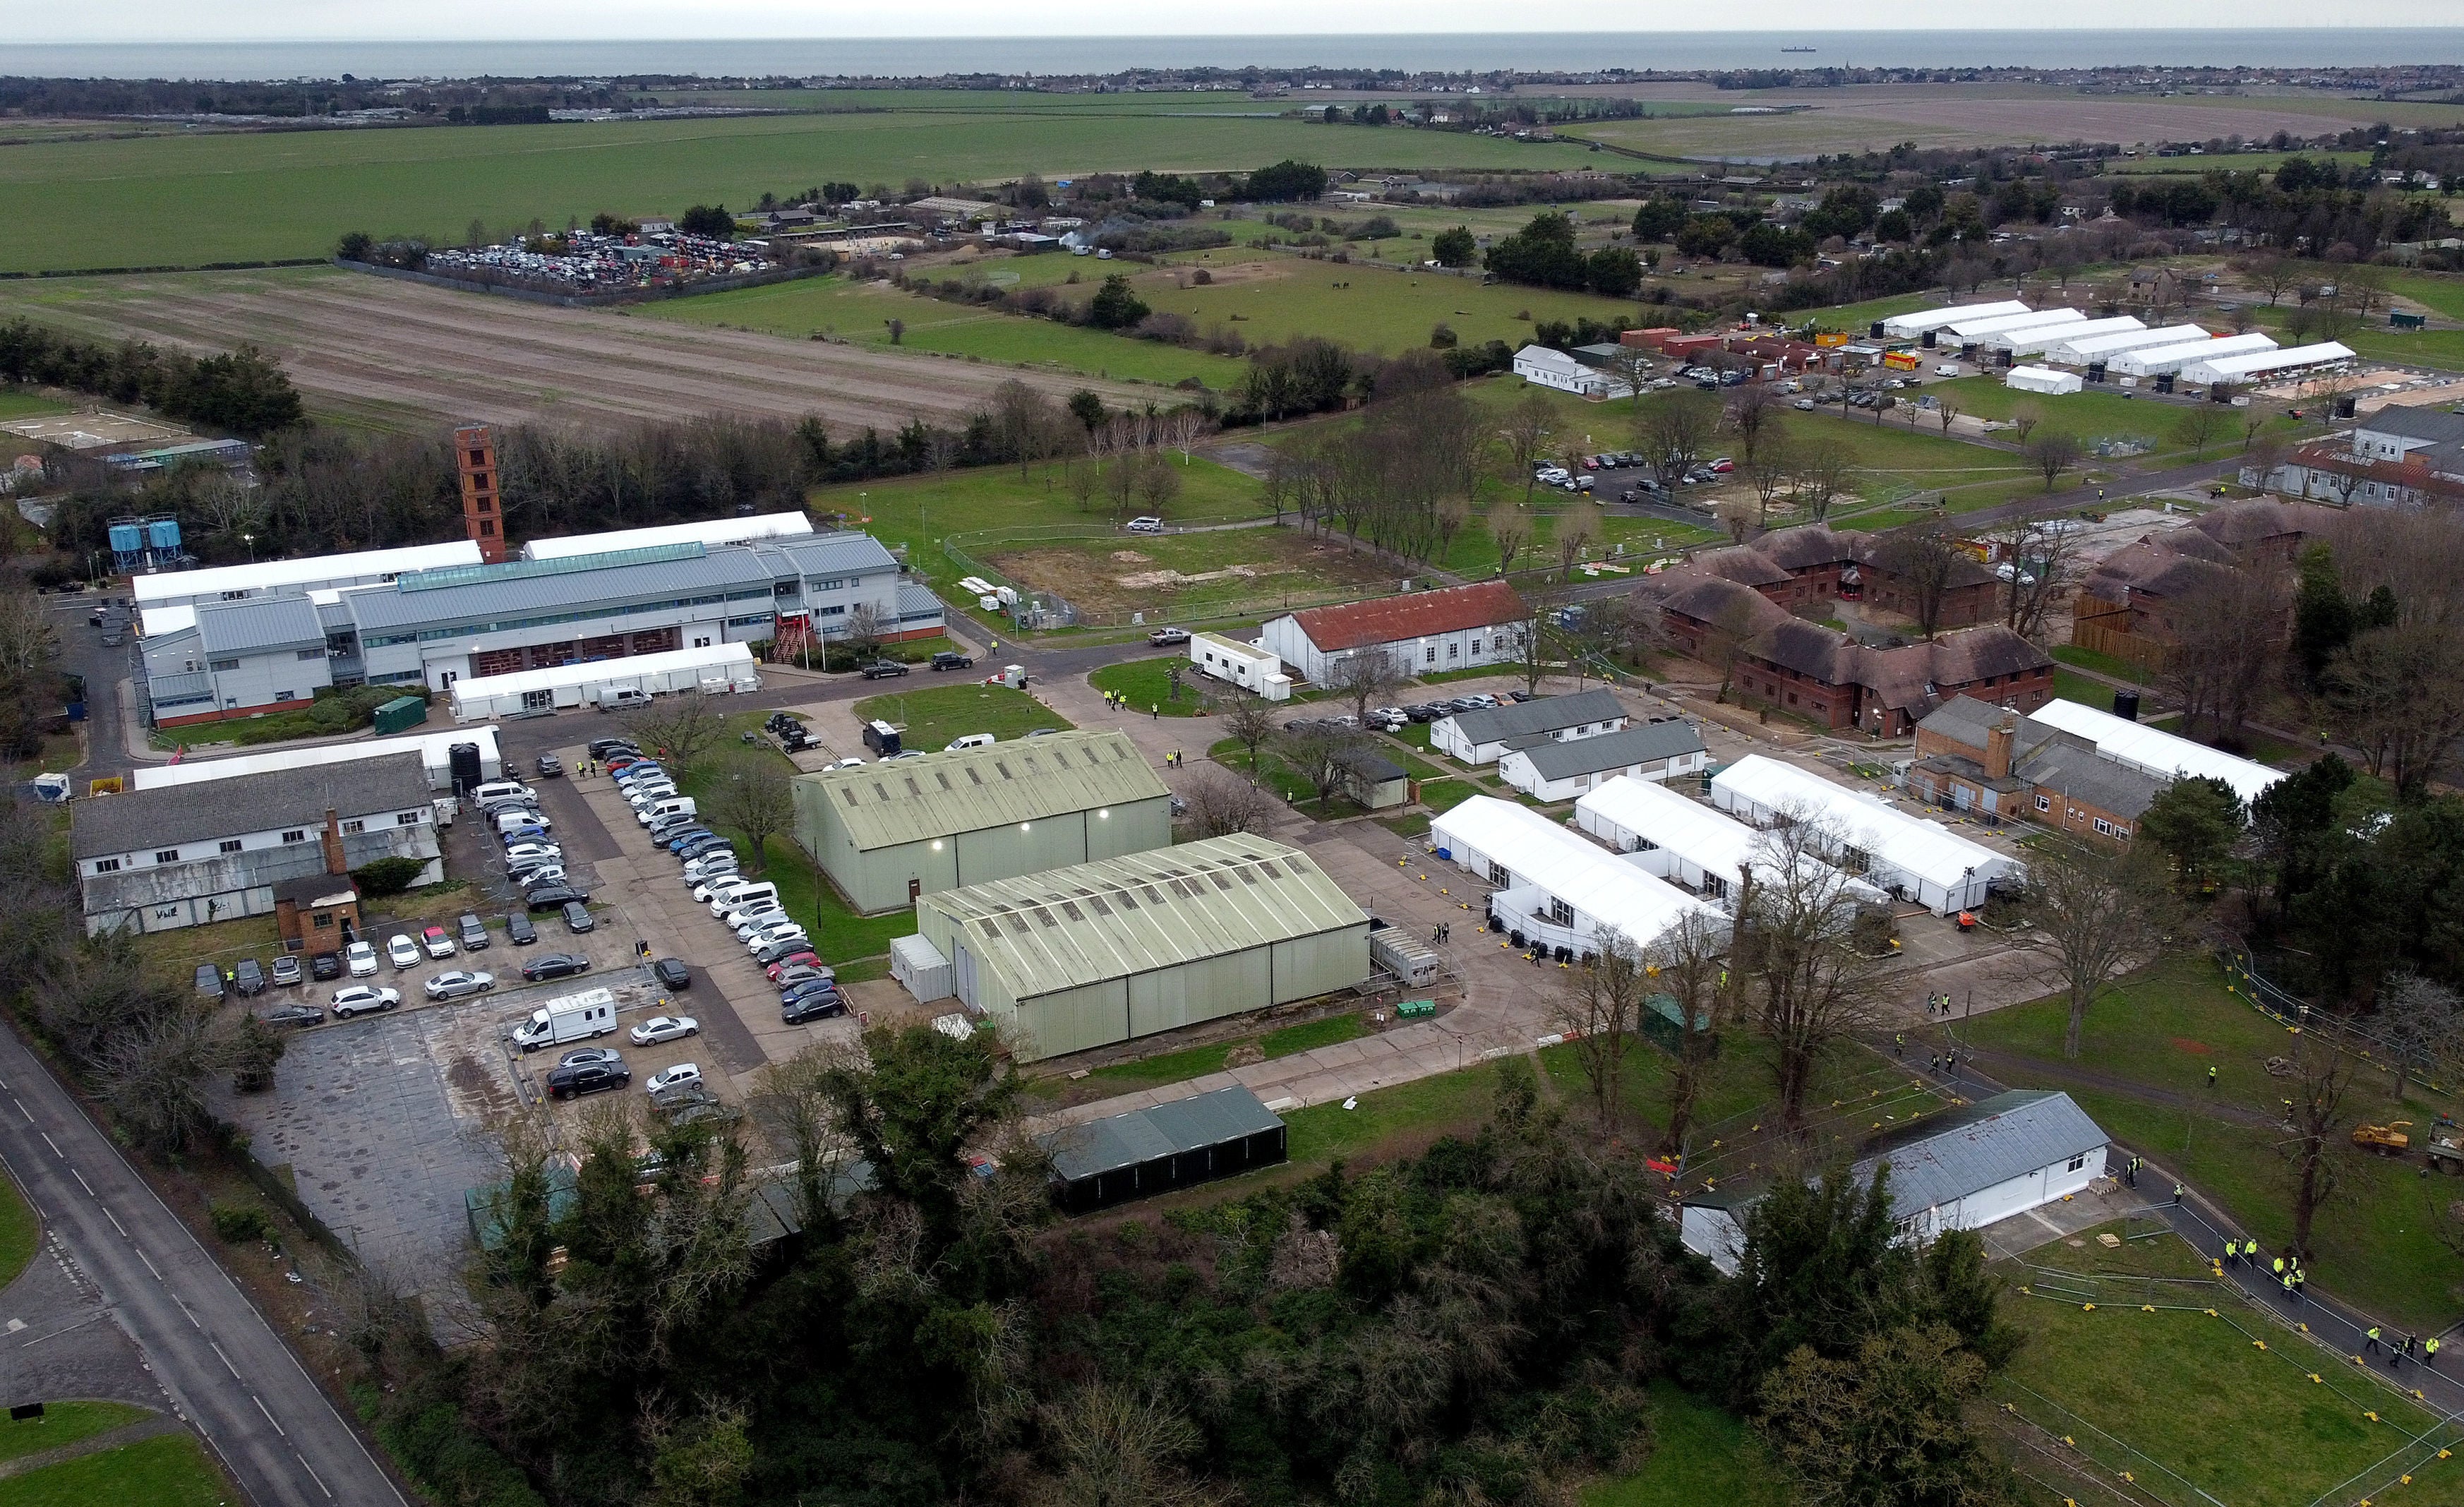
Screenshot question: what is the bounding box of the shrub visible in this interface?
[209,1203,272,1244]
[351,855,426,897]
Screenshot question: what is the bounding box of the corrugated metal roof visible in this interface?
[73,752,429,858]
[894,579,944,618]
[1042,1086,1284,1182]
[763,532,901,578]
[129,540,484,606]
[811,730,1168,851]
[395,541,708,592]
[347,546,780,632]
[1855,1090,2107,1215]
[196,595,327,656]
[920,835,1366,1002]
[520,512,815,560]
[1444,688,1626,746]
[1514,719,1702,780]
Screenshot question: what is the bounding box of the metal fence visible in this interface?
[2216,944,2453,1100]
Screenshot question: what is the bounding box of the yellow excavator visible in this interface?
[2353,1120,2414,1155]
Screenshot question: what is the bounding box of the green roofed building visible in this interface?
[793,729,1173,915]
[911,834,1371,1062]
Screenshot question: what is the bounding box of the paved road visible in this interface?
[0,1026,407,1507]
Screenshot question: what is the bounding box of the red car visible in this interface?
[764,951,822,981]
[1709,457,1736,474]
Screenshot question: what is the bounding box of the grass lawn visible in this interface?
[2388,270,2464,323]
[1081,1012,1369,1089]
[808,453,1263,572]
[852,683,1074,752]
[1999,1225,2464,1507]
[1582,1381,1788,1507]
[2051,667,2117,709]
[985,525,1391,625]
[0,390,71,421]
[1088,658,1212,717]
[1283,1056,1509,1169]
[0,1403,150,1467]
[2052,643,2152,681]
[1928,375,2196,457]
[0,1431,232,1507]
[0,1165,37,1290]
[1952,956,2464,1329]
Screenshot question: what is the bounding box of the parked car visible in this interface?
[651,958,692,990]
[929,650,974,671]
[587,738,639,759]
[535,753,564,779]
[194,963,225,999]
[260,1002,323,1028]
[781,979,843,1008]
[1792,397,1817,411]
[232,958,267,997]
[457,913,490,951]
[1147,627,1191,647]
[1125,515,1165,534]
[507,865,566,889]
[860,660,909,679]
[630,1014,699,1046]
[525,884,590,910]
[424,971,496,1000]
[505,911,538,946]
[783,994,848,1023]
[645,1063,703,1096]
[772,963,835,989]
[421,925,456,959]
[270,954,304,987]
[523,953,591,983]
[345,941,378,977]
[546,1058,630,1100]
[561,900,595,934]
[311,951,344,981]
[330,985,400,1019]
[558,1045,622,1069]
[755,939,820,968]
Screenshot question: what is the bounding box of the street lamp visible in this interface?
[241,532,255,563]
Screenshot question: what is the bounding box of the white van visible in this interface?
[496,810,549,836]
[945,733,996,752]
[638,795,695,827]
[712,882,778,918]
[471,781,532,804]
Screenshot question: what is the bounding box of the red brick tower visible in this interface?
[454,424,507,563]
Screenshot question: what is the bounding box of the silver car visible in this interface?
[423,970,497,1000]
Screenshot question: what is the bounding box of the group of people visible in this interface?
[1922,991,1956,1016]
[2363,1326,2439,1369]
[1100,690,1160,721]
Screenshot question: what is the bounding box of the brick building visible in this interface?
[2069,499,2326,668]
[1906,696,2165,843]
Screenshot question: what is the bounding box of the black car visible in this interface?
[523,952,591,983]
[562,900,595,934]
[752,937,819,967]
[536,753,564,779]
[546,1059,630,1100]
[587,738,639,759]
[652,958,692,990]
[929,650,973,671]
[764,712,804,735]
[525,884,590,910]
[860,660,908,679]
[260,1002,325,1028]
[505,911,538,945]
[308,951,344,981]
[783,994,848,1023]
[232,958,268,996]
[781,979,843,1008]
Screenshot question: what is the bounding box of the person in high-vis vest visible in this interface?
[2367,1326,2384,1355]
[2427,1336,2441,1370]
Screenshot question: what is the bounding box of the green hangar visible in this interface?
[908,836,1372,1062]
[793,730,1173,915]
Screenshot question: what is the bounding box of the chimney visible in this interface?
[321,808,349,877]
[1984,718,2016,782]
[453,424,507,564]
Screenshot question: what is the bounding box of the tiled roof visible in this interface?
[73,751,428,858]
[2189,498,2321,548]
[1753,524,1868,572]
[1281,580,1526,654]
[1693,546,1794,590]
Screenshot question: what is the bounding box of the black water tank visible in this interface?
[1870,320,1885,338]
[2335,395,2357,419]
[2086,363,2107,385]
[1959,342,1978,359]
[1922,330,1937,348]
[2155,373,2175,394]
[448,742,481,795]
[2113,690,2141,722]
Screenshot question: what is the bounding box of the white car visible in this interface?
[822,757,865,771]
[731,908,792,939]
[330,985,401,1018]
[385,934,420,970]
[504,843,563,865]
[1125,515,1164,534]
[683,860,738,886]
[424,971,496,1000]
[345,940,378,977]
[744,924,809,953]
[627,782,678,805]
[630,1015,700,1046]
[701,879,758,911]
[644,1063,702,1095]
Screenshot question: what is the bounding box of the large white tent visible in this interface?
[1879,300,2030,340]
[1709,756,2019,913]
[131,725,500,793]
[2048,323,2211,367]
[2110,332,2276,378]
[2007,366,2084,395]
[1984,315,2144,356]
[447,642,759,721]
[520,511,815,561]
[1944,307,2086,344]
[2178,341,2355,388]
[1573,776,1885,910]
[1430,796,1719,956]
[2026,699,2285,807]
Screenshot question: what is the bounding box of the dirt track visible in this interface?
[11,269,1153,434]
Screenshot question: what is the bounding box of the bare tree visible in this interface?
[1649,906,1733,1158]
[2376,973,2463,1103]
[1745,437,1795,527]
[1745,818,1885,1138]
[1726,384,1781,462]
[1933,400,1961,437]
[2008,400,2045,448]
[1502,608,1554,696]
[2173,403,2229,460]
[1637,389,1721,493]
[1872,530,1964,639]
[2026,431,2083,491]
[1324,647,1409,726]
[1705,590,1767,703]
[1993,515,2079,639]
[1556,496,1602,578]
[843,601,887,665]
[1789,438,1856,523]
[2325,620,2464,799]
[1219,692,1282,780]
[1489,506,1532,577]
[1179,767,1280,837]
[1499,390,1556,505]
[1276,725,1366,812]
[1603,344,1657,404]
[752,1047,857,1235]
[709,762,796,874]
[2161,561,2288,744]
[1162,407,1206,464]
[2280,1031,2352,1263]
[1717,496,1762,546]
[2027,838,2177,1058]
[1556,935,1653,1136]
[1030,1383,1227,1507]
[2241,252,2303,306]
[625,692,729,781]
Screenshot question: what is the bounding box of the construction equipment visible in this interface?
[2427,1116,2464,1175]
[2353,1120,2415,1155]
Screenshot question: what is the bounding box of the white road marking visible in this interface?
[253,1394,287,1437]
[12,1099,27,1122]
[298,1453,332,1499]
[70,1167,93,1196]
[102,1206,126,1238]
[137,1247,164,1283]
[210,1340,240,1379]
[38,1133,60,1157]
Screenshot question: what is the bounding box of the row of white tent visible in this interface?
[1875,301,2352,386]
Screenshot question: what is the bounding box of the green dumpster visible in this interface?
[371,695,428,736]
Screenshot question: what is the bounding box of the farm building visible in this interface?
[1983,315,2144,357]
[1259,580,1527,685]
[1709,755,2019,914]
[2109,332,2277,378]
[131,724,500,793]
[447,643,759,721]
[904,836,1370,1062]
[1877,300,2029,340]
[2047,323,2210,368]
[1431,688,1628,765]
[2177,340,2355,388]
[1430,796,1719,958]
[2005,366,2084,395]
[1187,632,1292,700]
[795,730,1173,915]
[1498,719,1707,801]
[1681,1091,2108,1274]
[128,540,486,615]
[1573,774,1881,909]
[2026,697,2284,807]
[1511,345,1633,400]
[519,511,814,560]
[1039,1086,1288,1213]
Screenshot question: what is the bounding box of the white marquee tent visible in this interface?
[1878,300,2030,339]
[2177,341,2355,388]
[1573,776,1885,911]
[2026,699,2285,807]
[1709,756,2019,913]
[1984,315,2144,356]
[2048,323,2211,367]
[447,642,759,721]
[2110,332,2276,378]
[2006,365,2084,395]
[1943,307,2086,344]
[1431,796,1719,956]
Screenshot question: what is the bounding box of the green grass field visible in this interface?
[1583,1383,1788,1507]
[1081,1012,1369,1088]
[0,391,71,421]
[1087,658,1211,716]
[0,111,1599,272]
[0,1165,36,1290]
[0,1431,232,1507]
[0,1403,149,1468]
[851,683,1073,752]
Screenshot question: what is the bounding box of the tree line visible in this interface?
[0,319,304,438]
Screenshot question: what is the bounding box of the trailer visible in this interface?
[1188,632,1291,700]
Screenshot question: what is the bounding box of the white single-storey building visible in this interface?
[1709,755,2019,914]
[447,642,759,721]
[2005,365,2084,396]
[2026,697,2283,807]
[1574,773,1880,910]
[1512,344,1633,400]
[1430,795,1719,959]
[1259,579,1527,687]
[1984,315,2144,358]
[1432,688,1628,765]
[1187,632,1292,700]
[1943,307,2084,346]
[1681,1090,2108,1274]
[1499,719,1707,802]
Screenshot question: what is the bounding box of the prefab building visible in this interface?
[2177,340,2355,388]
[130,724,500,793]
[798,730,1173,915]
[128,539,486,614]
[1040,1086,1288,1213]
[1984,315,2144,357]
[519,511,815,560]
[1431,688,1628,765]
[1709,755,2019,913]
[1498,719,1707,802]
[2005,365,2084,396]
[2047,322,2210,368]
[1188,632,1292,700]
[447,642,759,720]
[1573,774,1868,908]
[1430,796,1720,957]
[1878,300,2030,340]
[2110,332,2277,379]
[910,836,1370,1062]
